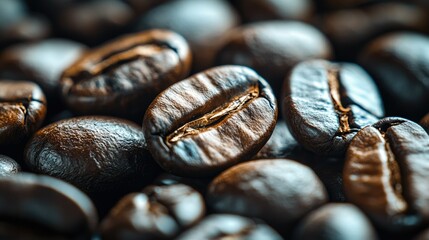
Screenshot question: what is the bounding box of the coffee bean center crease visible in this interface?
[327,67,351,134]
[166,84,260,144]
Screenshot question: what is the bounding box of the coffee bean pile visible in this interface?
[0,0,429,239]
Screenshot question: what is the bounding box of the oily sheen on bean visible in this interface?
[24,116,155,194]
[283,59,384,155]
[60,29,191,121]
[0,173,97,239]
[0,80,47,144]
[344,118,429,231]
[143,65,277,176]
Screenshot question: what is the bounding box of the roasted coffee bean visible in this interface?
[359,32,429,120]
[176,214,283,240]
[100,183,205,240]
[293,203,377,240]
[135,0,239,72]
[24,116,157,194]
[57,0,134,45]
[320,3,429,60]
[0,39,86,101]
[0,80,47,144]
[143,65,277,176]
[420,113,429,133]
[283,59,384,155]
[154,173,210,195]
[0,173,97,239]
[0,0,50,49]
[344,118,429,231]
[231,0,314,22]
[60,29,191,121]
[253,120,299,160]
[216,21,332,98]
[0,155,20,176]
[207,159,328,231]
[416,228,429,240]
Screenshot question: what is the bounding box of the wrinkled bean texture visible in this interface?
[143,65,277,176]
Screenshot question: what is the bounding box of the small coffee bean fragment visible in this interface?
[293,203,378,240]
[24,116,156,194]
[100,184,205,240]
[344,118,429,231]
[0,155,20,176]
[207,159,328,231]
[60,29,191,121]
[176,214,283,240]
[283,59,384,155]
[0,80,47,144]
[143,65,277,176]
[0,173,97,239]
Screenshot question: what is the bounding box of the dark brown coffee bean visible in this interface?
[292,203,377,240]
[320,3,429,60]
[0,39,86,100]
[24,116,156,194]
[216,21,332,98]
[0,155,20,176]
[100,184,205,240]
[0,80,47,144]
[207,159,328,231]
[135,0,239,72]
[420,113,429,133]
[60,29,191,121]
[283,59,384,155]
[143,66,277,176]
[344,118,429,231]
[359,32,429,120]
[252,120,299,160]
[57,0,134,45]
[231,0,314,22]
[176,214,283,240]
[0,173,97,239]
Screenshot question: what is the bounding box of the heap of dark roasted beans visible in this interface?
[1,0,429,239]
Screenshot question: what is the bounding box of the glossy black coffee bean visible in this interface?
[344,118,429,231]
[56,0,134,45]
[293,203,377,240]
[0,39,86,101]
[359,32,429,120]
[143,65,277,176]
[24,116,157,194]
[60,29,191,122]
[100,183,205,240]
[0,80,47,145]
[135,0,239,72]
[231,0,314,22]
[216,21,332,98]
[0,155,20,176]
[320,3,429,60]
[154,173,211,195]
[252,120,299,160]
[420,113,429,133]
[0,173,97,239]
[207,159,328,231]
[176,214,283,240]
[283,59,384,155]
